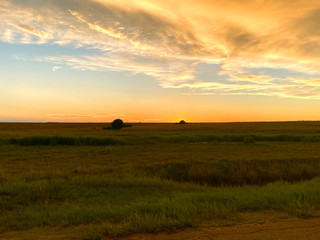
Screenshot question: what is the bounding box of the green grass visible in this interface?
[142,158,320,185]
[1,176,320,239]
[137,132,320,144]
[1,122,320,239]
[6,133,320,148]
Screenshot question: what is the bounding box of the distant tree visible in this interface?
[179,120,187,124]
[111,119,124,129]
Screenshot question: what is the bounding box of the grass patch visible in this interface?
[140,132,320,144]
[6,133,320,147]
[142,158,320,185]
[8,136,123,146]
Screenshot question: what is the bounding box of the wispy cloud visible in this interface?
[37,52,198,84]
[10,24,49,39]
[51,66,62,72]
[2,0,320,98]
[47,113,128,120]
[175,75,320,99]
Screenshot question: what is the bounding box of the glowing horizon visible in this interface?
[1,0,320,122]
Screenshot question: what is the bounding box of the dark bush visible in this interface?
[111,119,124,129]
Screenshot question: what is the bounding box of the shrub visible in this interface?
[111,119,124,129]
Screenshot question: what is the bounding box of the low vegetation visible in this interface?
[6,133,320,147]
[1,122,320,239]
[1,176,320,240]
[9,136,122,146]
[140,132,320,143]
[142,158,320,185]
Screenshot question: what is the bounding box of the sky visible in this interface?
[1,0,320,122]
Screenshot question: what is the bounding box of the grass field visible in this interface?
[1,122,320,239]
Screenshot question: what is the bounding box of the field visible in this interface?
[1,122,320,239]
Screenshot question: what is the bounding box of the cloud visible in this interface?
[10,24,49,38]
[173,75,320,99]
[37,52,198,84]
[47,113,128,120]
[2,0,320,98]
[51,66,62,72]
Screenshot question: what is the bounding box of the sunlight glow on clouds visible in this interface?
[1,0,320,101]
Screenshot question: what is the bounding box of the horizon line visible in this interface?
[1,120,319,124]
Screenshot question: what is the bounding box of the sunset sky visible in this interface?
[1,0,320,122]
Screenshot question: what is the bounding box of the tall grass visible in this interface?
[134,132,320,144]
[165,133,320,143]
[142,158,320,186]
[1,176,320,239]
[5,133,320,146]
[9,136,123,146]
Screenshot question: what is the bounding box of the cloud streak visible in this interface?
[10,24,49,38]
[175,75,320,99]
[47,113,128,120]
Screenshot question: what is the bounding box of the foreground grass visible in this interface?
[2,122,320,239]
[1,176,320,239]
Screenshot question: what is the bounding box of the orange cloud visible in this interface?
[2,0,320,99]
